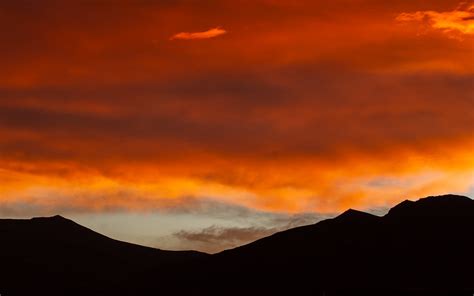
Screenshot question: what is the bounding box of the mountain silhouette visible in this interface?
[1,194,473,296]
[0,214,206,296]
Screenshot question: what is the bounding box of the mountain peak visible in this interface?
[386,194,473,218]
[49,214,67,220]
[31,215,70,223]
[335,208,378,222]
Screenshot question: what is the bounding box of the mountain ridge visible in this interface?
[0,194,473,296]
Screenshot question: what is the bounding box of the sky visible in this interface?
[0,0,473,253]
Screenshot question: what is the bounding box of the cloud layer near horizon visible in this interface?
[0,0,473,225]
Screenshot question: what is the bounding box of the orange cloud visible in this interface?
[0,0,473,219]
[397,3,474,36]
[1,136,473,215]
[170,27,227,40]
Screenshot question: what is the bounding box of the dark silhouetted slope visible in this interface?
[1,194,473,296]
[196,194,474,296]
[0,215,207,296]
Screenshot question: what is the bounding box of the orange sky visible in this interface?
[0,0,473,251]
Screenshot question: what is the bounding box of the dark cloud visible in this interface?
[174,225,275,252]
[171,211,331,253]
[1,70,472,166]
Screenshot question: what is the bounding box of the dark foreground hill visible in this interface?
[0,215,207,296]
[1,194,473,296]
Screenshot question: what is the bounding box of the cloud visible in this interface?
[170,27,227,40]
[396,2,474,36]
[1,0,474,221]
[173,226,275,253]
[171,212,327,253]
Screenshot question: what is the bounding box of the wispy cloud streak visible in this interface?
[170,27,227,40]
